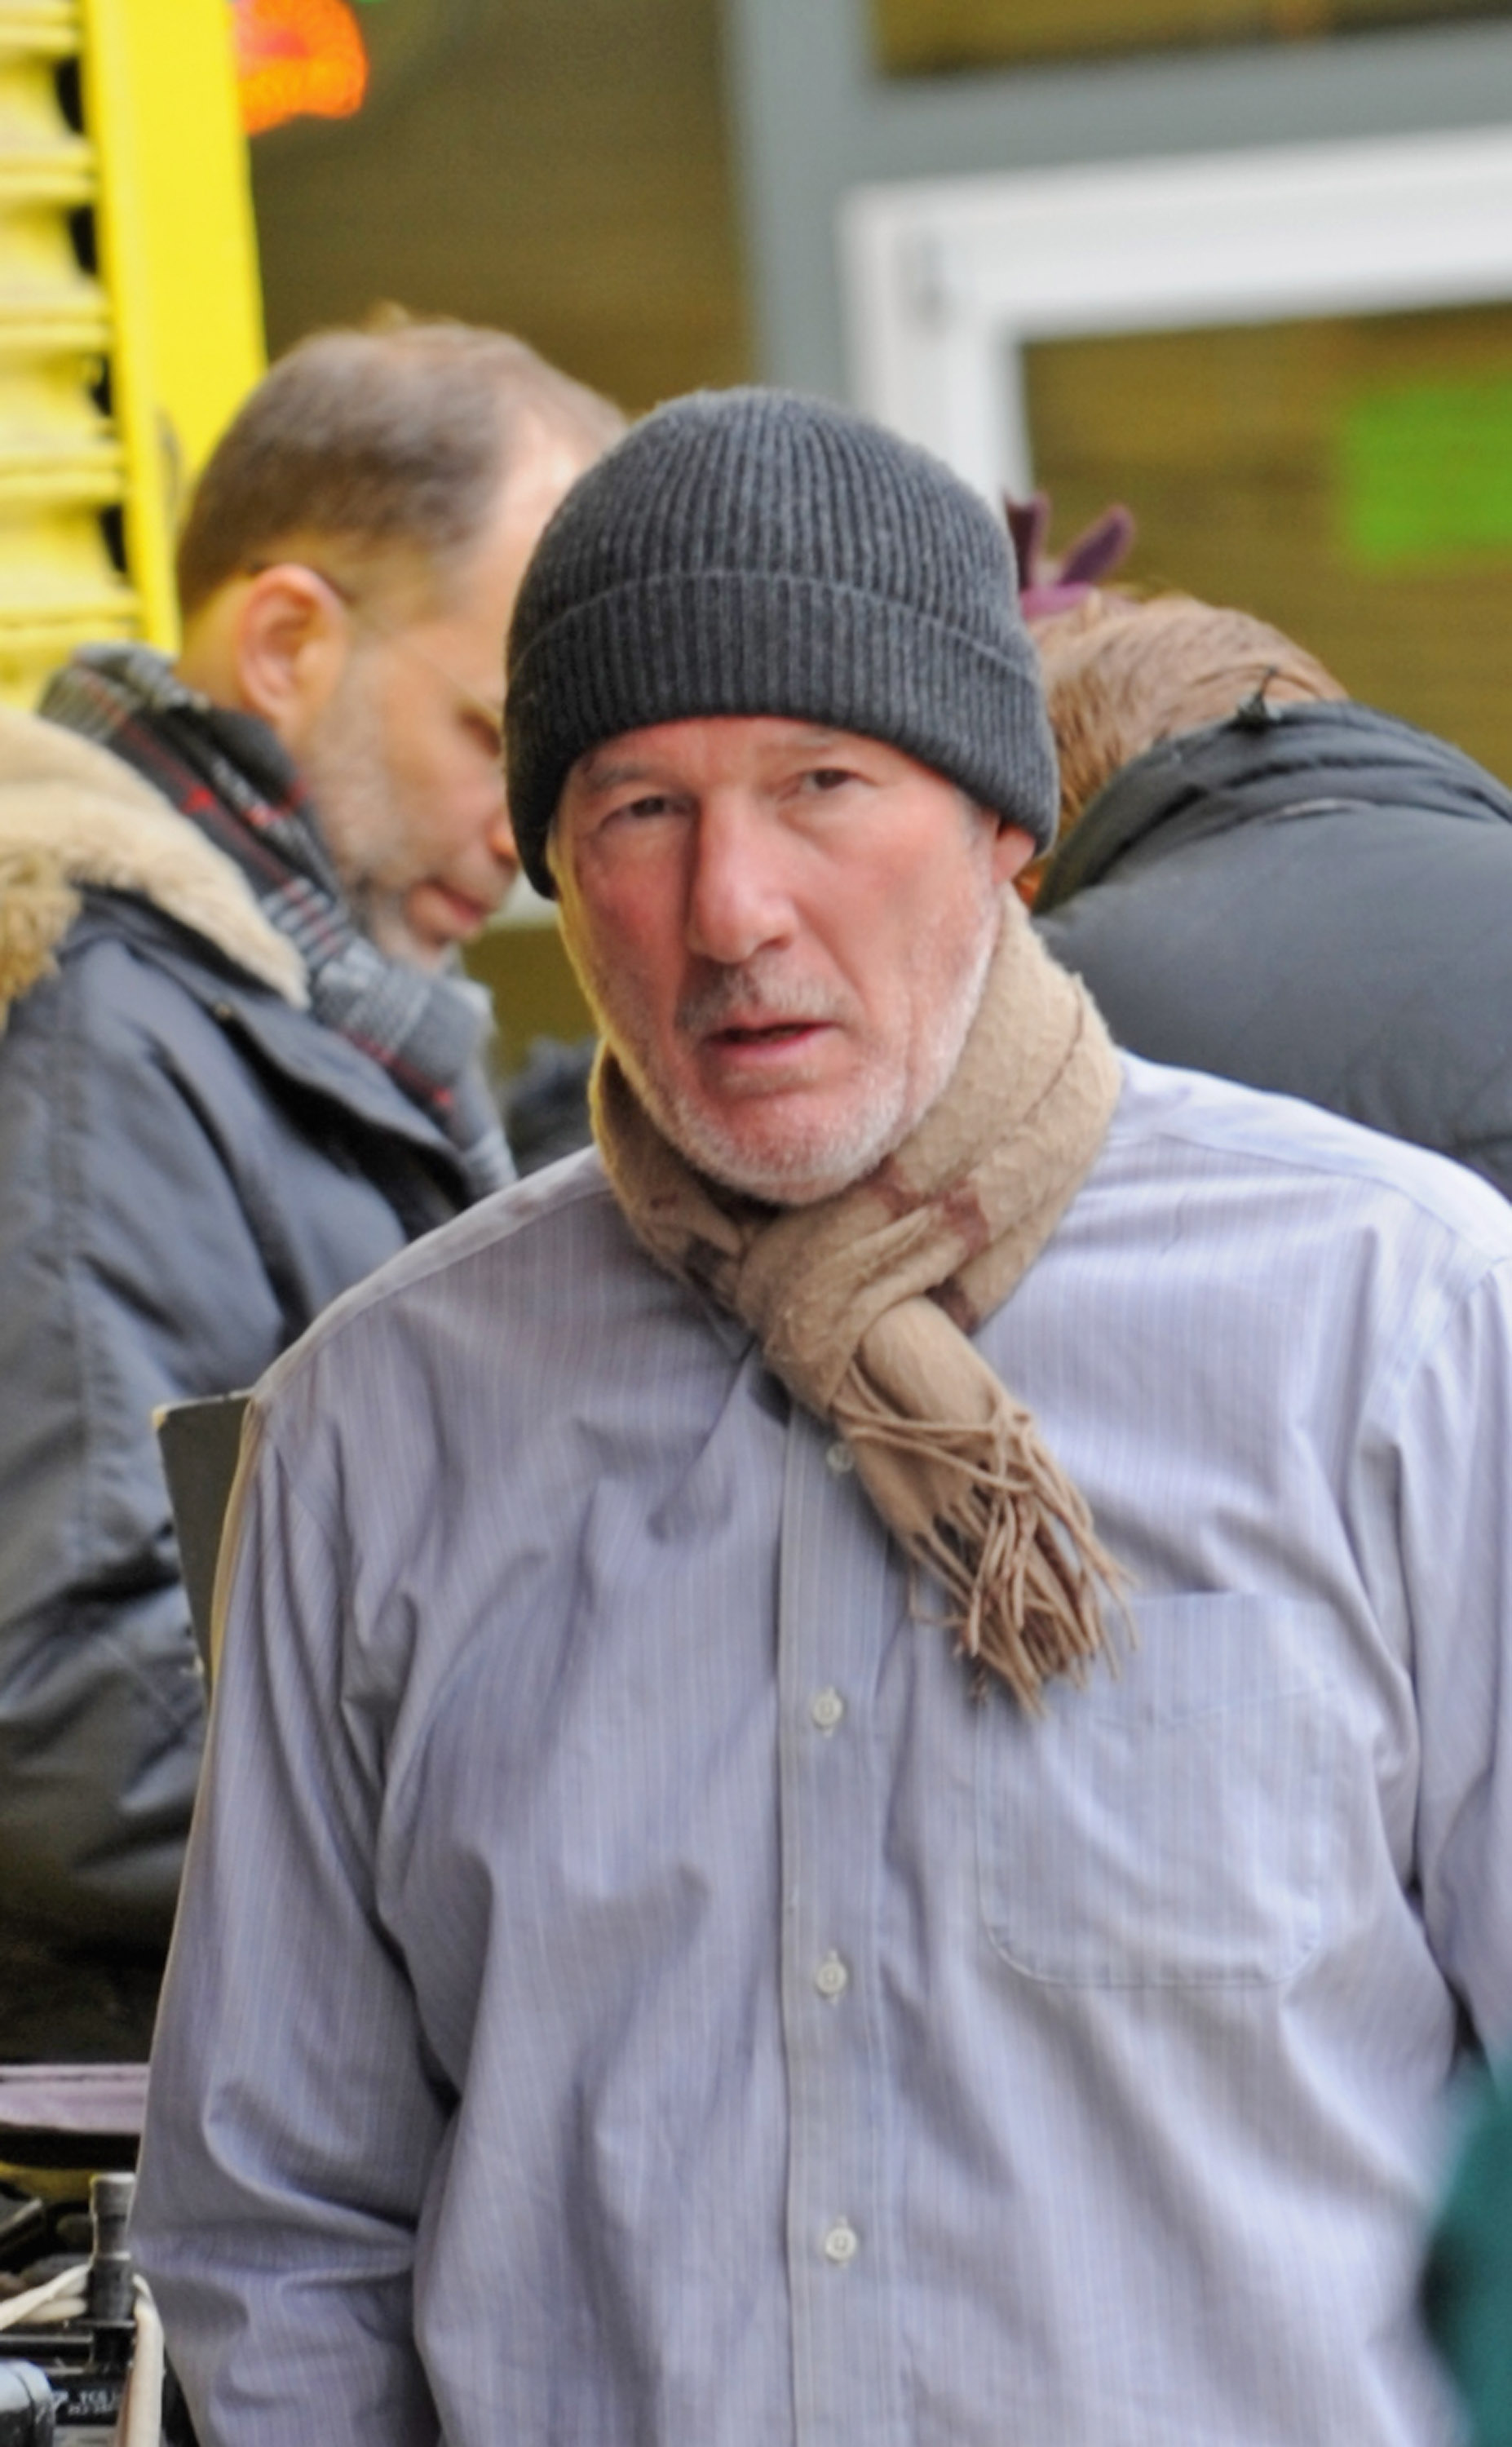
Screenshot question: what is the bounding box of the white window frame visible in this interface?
[840,125,1512,500]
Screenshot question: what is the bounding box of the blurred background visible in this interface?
[11,0,1512,1055]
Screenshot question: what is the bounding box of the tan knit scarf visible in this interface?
[594,895,1127,1709]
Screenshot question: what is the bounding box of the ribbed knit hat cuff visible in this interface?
[509,569,1059,896]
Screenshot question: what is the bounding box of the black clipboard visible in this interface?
[154,1391,250,1683]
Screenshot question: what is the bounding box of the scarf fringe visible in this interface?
[831,1387,1129,1711]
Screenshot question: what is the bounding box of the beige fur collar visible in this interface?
[0,704,307,1025]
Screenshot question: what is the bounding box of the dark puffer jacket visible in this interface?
[1036,701,1512,1202]
[0,709,484,2058]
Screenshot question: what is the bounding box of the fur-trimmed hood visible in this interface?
[0,703,307,1029]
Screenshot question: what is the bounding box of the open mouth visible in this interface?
[714,1021,817,1045]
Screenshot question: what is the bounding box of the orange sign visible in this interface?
[232,0,369,135]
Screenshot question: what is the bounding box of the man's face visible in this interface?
[304,423,593,969]
[552,715,1034,1204]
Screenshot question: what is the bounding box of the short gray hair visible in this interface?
[176,315,624,618]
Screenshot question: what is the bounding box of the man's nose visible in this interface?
[685,799,794,965]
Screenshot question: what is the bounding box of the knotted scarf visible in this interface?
[41,644,513,1197]
[595,893,1127,1709]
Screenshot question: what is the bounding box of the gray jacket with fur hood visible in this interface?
[0,707,481,2059]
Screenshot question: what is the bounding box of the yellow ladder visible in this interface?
[0,0,263,704]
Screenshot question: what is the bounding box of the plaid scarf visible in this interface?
[40,644,512,1199]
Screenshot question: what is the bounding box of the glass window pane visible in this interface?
[1023,303,1512,784]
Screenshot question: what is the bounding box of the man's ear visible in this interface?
[992,821,1039,887]
[230,564,351,750]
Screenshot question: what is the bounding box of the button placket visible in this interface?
[776,1405,906,2441]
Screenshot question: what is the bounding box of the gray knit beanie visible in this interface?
[505,387,1058,895]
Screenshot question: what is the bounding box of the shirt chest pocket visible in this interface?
[975,1595,1337,1988]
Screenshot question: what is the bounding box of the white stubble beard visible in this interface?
[298,648,420,965]
[574,878,1006,1207]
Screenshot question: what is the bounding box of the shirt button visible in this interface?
[814,1950,849,2002]
[823,2219,859,2265]
[810,1687,845,1734]
[825,1440,855,1476]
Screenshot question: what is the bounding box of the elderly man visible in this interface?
[0,316,620,2060]
[135,392,1512,2445]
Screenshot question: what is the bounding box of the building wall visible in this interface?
[246,0,753,1063]
[250,0,752,417]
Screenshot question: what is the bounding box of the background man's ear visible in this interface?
[231,564,352,750]
[992,821,1039,887]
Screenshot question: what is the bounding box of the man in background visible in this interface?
[0,315,621,2060]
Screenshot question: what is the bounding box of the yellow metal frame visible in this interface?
[79,0,263,650]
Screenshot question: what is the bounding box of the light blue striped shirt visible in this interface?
[135,1055,1512,2445]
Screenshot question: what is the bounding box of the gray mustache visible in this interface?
[677,965,846,1036]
